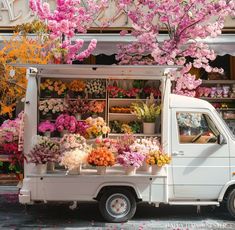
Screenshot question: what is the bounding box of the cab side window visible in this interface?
[176,112,218,144]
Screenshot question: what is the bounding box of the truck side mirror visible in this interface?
[217,134,227,145]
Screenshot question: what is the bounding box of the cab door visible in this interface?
[171,109,230,199]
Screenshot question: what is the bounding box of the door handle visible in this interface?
[172,151,184,156]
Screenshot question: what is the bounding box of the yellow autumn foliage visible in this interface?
[0,33,52,117]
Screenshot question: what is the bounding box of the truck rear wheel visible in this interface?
[227,189,235,218]
[99,188,136,222]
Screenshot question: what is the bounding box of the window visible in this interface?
[176,112,219,144]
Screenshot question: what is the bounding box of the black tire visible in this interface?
[227,189,235,218]
[99,188,136,223]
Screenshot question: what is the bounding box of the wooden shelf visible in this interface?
[202,80,235,84]
[109,113,135,116]
[40,97,106,101]
[200,97,235,101]
[108,133,161,137]
[109,98,159,101]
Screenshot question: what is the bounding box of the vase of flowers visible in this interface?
[87,147,115,175]
[88,100,106,117]
[131,93,161,134]
[55,114,77,136]
[27,136,61,175]
[39,99,64,119]
[146,150,171,175]
[60,134,91,175]
[68,80,86,98]
[116,135,145,175]
[40,79,67,97]
[85,117,110,139]
[85,79,106,98]
[64,96,89,120]
[38,120,55,138]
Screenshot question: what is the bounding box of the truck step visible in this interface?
[169,201,220,206]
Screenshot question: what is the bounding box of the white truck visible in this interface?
[19,65,235,222]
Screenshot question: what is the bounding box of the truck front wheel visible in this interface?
[99,188,136,222]
[227,189,235,218]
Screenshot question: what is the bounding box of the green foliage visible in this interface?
[131,93,161,122]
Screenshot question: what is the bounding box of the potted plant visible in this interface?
[38,120,55,137]
[131,93,161,134]
[27,136,60,174]
[87,147,115,175]
[146,150,171,175]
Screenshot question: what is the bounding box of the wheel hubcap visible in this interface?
[106,193,131,218]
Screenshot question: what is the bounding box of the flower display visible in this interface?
[85,79,105,97]
[110,120,142,134]
[39,99,64,115]
[27,136,60,164]
[0,112,22,143]
[68,80,86,92]
[40,79,67,96]
[60,133,89,151]
[131,94,161,122]
[146,150,171,167]
[85,117,110,138]
[110,106,131,114]
[88,100,106,114]
[64,96,89,115]
[55,114,77,133]
[176,112,201,128]
[107,85,142,98]
[88,147,115,167]
[144,87,161,98]
[60,149,88,171]
[38,120,55,133]
[117,150,145,169]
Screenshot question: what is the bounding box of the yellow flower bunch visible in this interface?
[85,117,110,138]
[68,80,86,92]
[40,79,67,95]
[146,150,171,167]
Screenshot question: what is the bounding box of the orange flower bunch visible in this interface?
[89,100,106,113]
[40,79,67,95]
[146,150,171,167]
[88,147,115,166]
[68,80,86,92]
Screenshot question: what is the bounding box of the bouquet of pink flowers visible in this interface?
[38,120,55,133]
[76,121,90,137]
[0,113,22,144]
[55,114,77,133]
[27,136,60,164]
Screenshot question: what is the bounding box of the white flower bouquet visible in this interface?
[85,79,105,98]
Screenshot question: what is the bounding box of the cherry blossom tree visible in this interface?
[29,0,109,63]
[117,0,235,96]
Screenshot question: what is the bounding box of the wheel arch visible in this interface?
[93,183,142,201]
[218,180,235,201]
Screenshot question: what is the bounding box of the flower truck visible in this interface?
[19,64,235,222]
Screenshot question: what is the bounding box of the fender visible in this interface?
[218,180,235,201]
[93,182,142,200]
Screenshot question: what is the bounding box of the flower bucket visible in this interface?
[47,162,55,172]
[97,166,106,175]
[151,165,167,176]
[34,163,47,174]
[67,165,82,175]
[75,113,82,120]
[143,122,155,134]
[125,166,136,176]
[44,131,51,138]
[138,161,151,173]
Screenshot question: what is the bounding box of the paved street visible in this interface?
[0,187,235,229]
